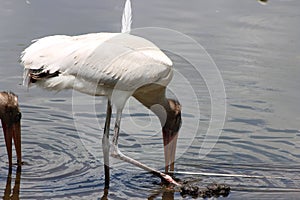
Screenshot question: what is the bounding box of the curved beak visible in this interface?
[162,129,178,174]
[2,120,22,167]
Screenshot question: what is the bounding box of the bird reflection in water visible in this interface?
[100,186,175,200]
[148,188,175,200]
[3,166,22,200]
[100,188,109,200]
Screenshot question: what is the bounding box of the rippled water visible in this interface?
[1,0,300,199]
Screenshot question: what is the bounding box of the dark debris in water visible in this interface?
[178,182,230,199]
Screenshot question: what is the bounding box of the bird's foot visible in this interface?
[161,174,181,187]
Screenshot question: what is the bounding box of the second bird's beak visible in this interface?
[162,129,178,174]
[1,120,22,167]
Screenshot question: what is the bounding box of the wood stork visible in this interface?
[0,91,22,167]
[20,0,181,187]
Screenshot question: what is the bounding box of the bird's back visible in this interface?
[21,33,173,95]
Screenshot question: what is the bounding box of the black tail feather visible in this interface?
[29,69,60,83]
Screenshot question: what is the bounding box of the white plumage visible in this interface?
[21,33,173,97]
[121,0,132,33]
[20,0,182,187]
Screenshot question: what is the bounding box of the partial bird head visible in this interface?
[0,91,22,167]
[162,99,182,134]
[162,99,182,173]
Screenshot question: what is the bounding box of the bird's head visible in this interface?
[0,92,22,166]
[162,99,181,173]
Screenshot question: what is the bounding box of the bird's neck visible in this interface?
[132,85,173,127]
[149,98,174,127]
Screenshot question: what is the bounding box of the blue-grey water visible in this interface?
[1,0,300,199]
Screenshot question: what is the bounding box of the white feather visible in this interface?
[21,33,173,94]
[121,0,132,33]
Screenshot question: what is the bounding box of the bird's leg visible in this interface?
[111,109,122,156]
[2,121,13,167]
[111,109,181,186]
[102,99,112,189]
[12,121,22,165]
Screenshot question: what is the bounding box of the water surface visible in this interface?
[0,0,300,199]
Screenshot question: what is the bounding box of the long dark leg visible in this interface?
[111,109,181,186]
[102,99,112,189]
[12,121,22,166]
[2,121,13,167]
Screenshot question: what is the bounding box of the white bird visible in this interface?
[20,0,181,188]
[0,91,22,167]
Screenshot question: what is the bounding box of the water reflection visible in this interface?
[3,166,21,200]
[106,183,176,200]
[148,189,174,200]
[100,188,108,200]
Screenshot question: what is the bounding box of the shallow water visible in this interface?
[1,0,300,199]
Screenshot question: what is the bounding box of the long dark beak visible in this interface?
[162,130,178,174]
[2,120,22,167]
